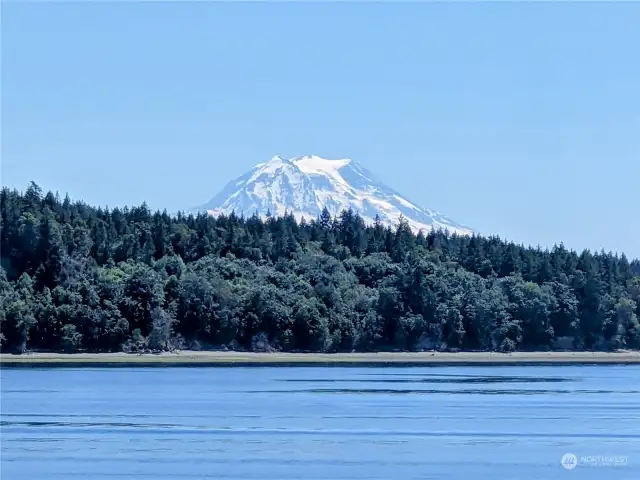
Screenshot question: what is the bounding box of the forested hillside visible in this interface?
[1,182,639,354]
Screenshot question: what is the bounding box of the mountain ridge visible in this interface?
[194,155,473,235]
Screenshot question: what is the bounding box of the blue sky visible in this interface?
[2,2,639,258]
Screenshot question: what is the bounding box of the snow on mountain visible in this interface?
[194,155,473,235]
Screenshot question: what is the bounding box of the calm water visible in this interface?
[1,365,639,479]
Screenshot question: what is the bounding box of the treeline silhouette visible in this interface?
[1,182,639,354]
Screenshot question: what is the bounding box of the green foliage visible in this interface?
[1,183,639,353]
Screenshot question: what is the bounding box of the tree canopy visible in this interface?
[1,182,639,354]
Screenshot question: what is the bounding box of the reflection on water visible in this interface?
[281,374,574,384]
[2,366,640,479]
[277,387,640,395]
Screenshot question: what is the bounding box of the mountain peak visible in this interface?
[292,155,352,173]
[195,155,472,235]
[254,155,290,168]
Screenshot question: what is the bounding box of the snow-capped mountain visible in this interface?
[194,155,472,235]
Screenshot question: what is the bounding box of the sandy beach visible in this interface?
[2,350,640,366]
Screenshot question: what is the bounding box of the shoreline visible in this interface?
[2,350,640,367]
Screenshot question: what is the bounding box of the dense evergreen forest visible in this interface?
[1,182,639,354]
